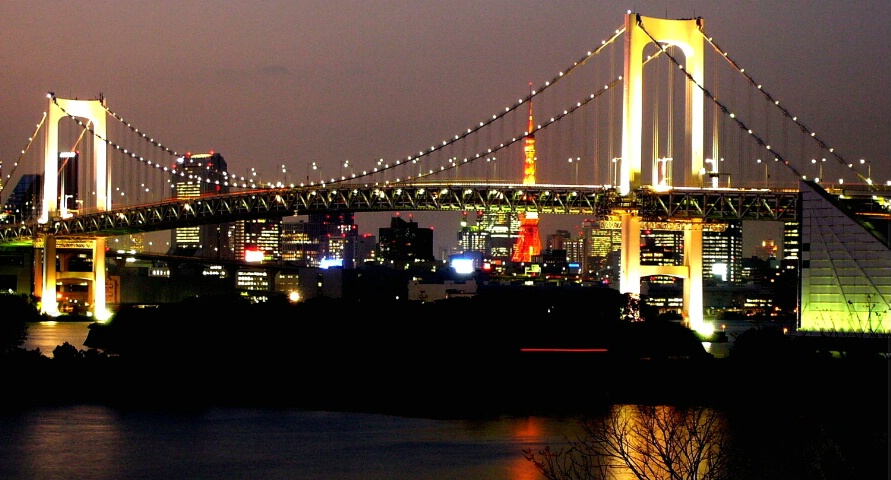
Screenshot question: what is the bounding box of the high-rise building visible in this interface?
[581,217,622,280]
[280,220,320,267]
[457,211,490,255]
[548,230,584,266]
[281,212,359,268]
[640,229,684,285]
[168,152,232,259]
[377,215,434,267]
[314,212,358,268]
[477,210,519,263]
[782,220,800,261]
[546,230,571,250]
[354,234,378,266]
[234,217,283,263]
[1,174,41,224]
[702,221,743,283]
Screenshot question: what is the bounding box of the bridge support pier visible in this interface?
[39,233,60,317]
[619,212,705,332]
[35,235,110,320]
[92,238,108,320]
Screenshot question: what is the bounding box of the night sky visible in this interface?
[1,1,888,256]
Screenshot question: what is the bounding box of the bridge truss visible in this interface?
[0,184,800,245]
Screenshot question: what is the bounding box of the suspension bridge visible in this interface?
[1,13,887,333]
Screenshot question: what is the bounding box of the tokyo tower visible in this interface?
[510,87,542,263]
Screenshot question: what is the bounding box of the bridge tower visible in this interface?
[618,14,707,331]
[510,90,542,263]
[36,94,111,319]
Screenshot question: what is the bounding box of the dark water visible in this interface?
[13,322,579,479]
[13,323,887,479]
[0,405,579,480]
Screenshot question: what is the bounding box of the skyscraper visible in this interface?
[378,215,434,267]
[702,221,743,283]
[234,217,282,263]
[168,152,232,259]
[1,174,41,224]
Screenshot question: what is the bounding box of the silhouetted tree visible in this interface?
[0,293,41,354]
[52,342,83,361]
[525,404,731,480]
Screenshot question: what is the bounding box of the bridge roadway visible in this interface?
[0,182,802,246]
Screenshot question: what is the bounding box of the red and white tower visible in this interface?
[511,87,542,263]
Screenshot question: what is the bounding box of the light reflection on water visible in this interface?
[23,321,94,357]
[0,405,580,480]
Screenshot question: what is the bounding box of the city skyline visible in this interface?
[0,1,886,253]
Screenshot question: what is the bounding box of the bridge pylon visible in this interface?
[619,211,705,331]
[620,13,705,195]
[618,14,708,332]
[37,95,111,320]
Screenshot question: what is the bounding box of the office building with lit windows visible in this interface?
[280,212,358,268]
[234,217,283,263]
[281,220,321,267]
[702,221,743,283]
[1,174,41,224]
[377,215,434,267]
[639,229,684,286]
[457,211,491,257]
[477,211,519,262]
[168,152,232,259]
[581,217,622,281]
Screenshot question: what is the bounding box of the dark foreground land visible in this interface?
[4,289,888,418]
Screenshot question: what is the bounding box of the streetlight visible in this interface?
[306,162,318,183]
[705,158,718,188]
[376,158,385,183]
[486,156,497,182]
[655,157,672,187]
[611,157,621,186]
[568,157,580,184]
[811,158,824,182]
[756,159,769,187]
[860,158,871,183]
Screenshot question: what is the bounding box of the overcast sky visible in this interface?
[1,1,888,256]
